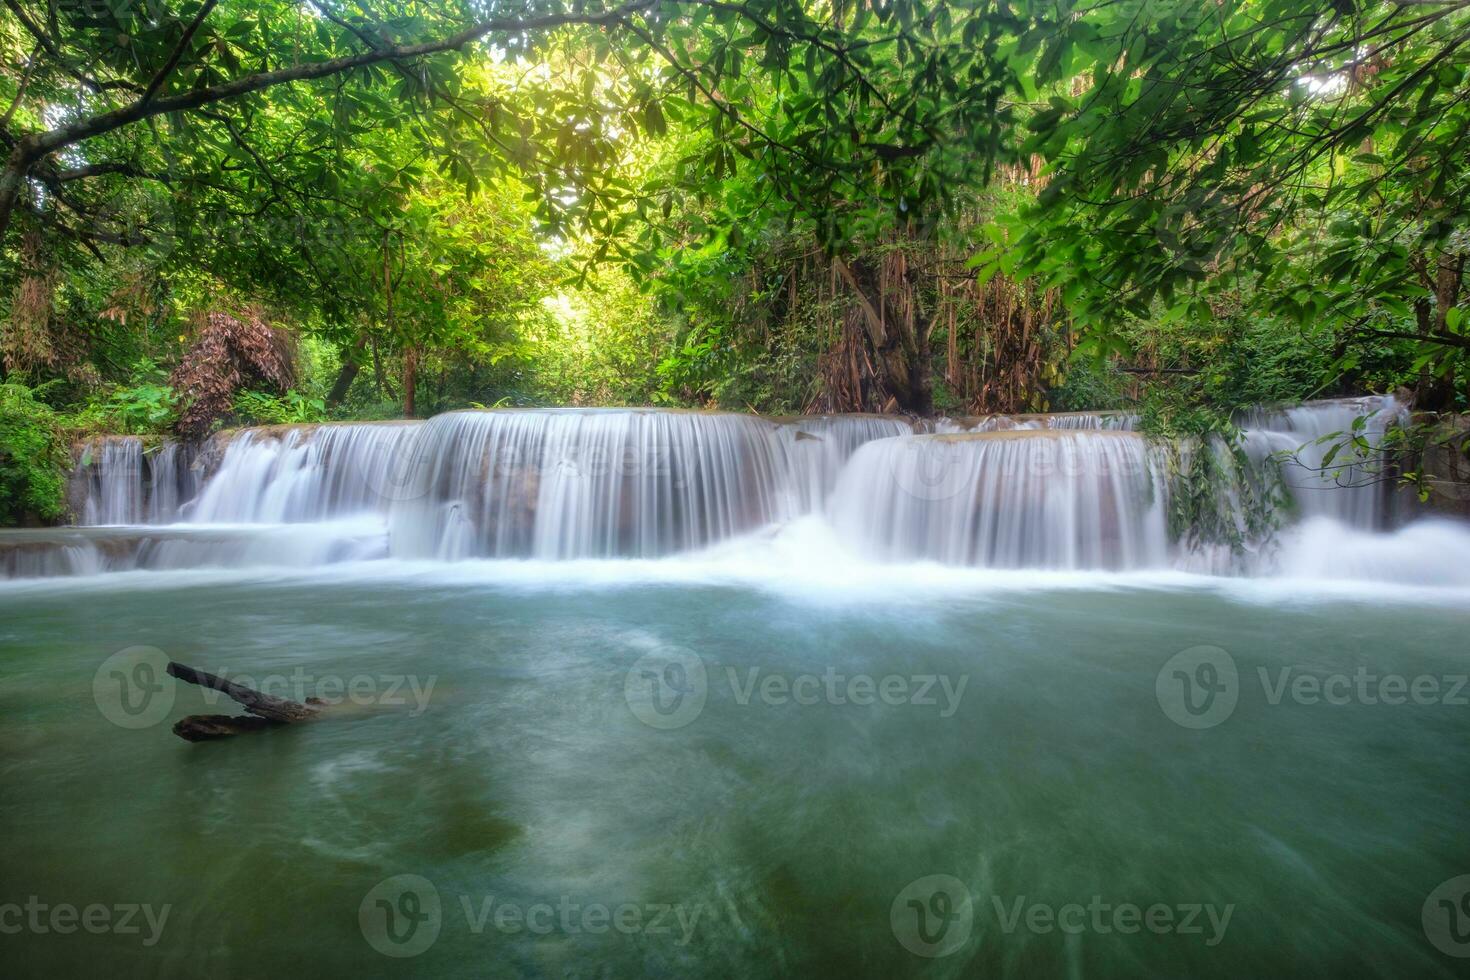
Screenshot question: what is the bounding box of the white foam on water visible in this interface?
[12,398,1461,595]
[1269,517,1470,588]
[4,514,1468,609]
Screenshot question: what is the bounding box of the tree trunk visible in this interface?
[325,334,368,407]
[402,346,418,418]
[1418,252,1464,411]
[833,255,933,415]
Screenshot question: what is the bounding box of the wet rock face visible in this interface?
[69,436,200,525]
[1421,416,1470,518]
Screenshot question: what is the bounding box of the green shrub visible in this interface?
[0,383,70,525]
[232,389,327,426]
[99,382,179,434]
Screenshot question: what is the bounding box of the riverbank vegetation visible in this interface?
[2,0,1467,519]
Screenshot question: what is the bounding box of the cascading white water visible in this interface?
[15,394,1461,582]
[829,431,1170,569]
[775,414,916,508]
[388,410,806,559]
[53,411,915,571]
[79,437,145,525]
[184,422,424,523]
[145,443,192,524]
[1044,412,1139,430]
[77,437,192,525]
[1236,395,1406,530]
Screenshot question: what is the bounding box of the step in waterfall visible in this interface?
[4,395,1461,581]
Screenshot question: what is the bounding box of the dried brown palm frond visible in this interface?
[2,229,61,376]
[170,308,295,439]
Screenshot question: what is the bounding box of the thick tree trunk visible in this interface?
[833,255,933,415]
[402,346,418,418]
[1415,252,1464,411]
[325,335,368,407]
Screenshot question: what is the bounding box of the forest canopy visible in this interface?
[0,0,1465,474]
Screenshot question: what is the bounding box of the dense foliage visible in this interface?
[1,0,1467,521]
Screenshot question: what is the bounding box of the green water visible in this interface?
[2,568,1468,977]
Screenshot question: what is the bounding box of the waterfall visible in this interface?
[774,414,916,508]
[388,410,805,559]
[184,422,424,523]
[78,437,145,525]
[934,411,1137,434]
[77,437,192,525]
[145,443,194,523]
[1236,395,1406,530]
[17,395,1450,582]
[828,431,1170,570]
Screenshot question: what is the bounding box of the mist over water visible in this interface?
[22,396,1465,586]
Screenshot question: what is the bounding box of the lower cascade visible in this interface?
[828,431,1169,570]
[3,395,1461,580]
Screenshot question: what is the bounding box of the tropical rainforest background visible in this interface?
[1,0,1468,521]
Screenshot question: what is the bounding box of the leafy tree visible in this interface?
[985,0,1470,409]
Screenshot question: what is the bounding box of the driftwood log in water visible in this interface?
[166,661,323,741]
